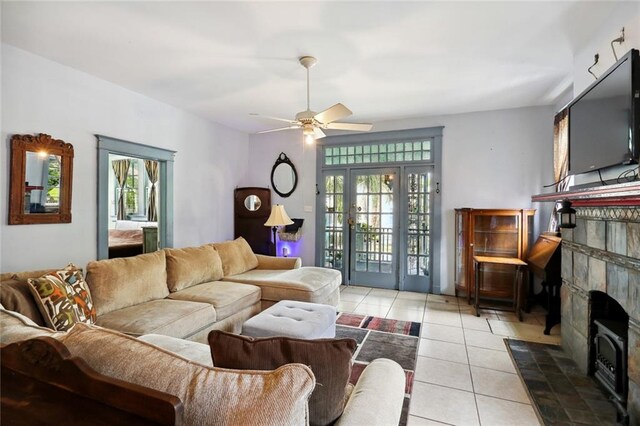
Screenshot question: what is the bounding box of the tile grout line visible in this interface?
[461,302,483,426]
[408,413,457,426]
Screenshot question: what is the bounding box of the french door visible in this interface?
[402,167,433,292]
[349,168,399,288]
[321,165,434,292]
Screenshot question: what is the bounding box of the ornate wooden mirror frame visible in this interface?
[9,133,74,225]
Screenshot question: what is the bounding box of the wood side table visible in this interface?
[473,256,527,319]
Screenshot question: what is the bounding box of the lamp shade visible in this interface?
[264,204,294,227]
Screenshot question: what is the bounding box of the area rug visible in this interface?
[335,313,421,426]
[506,339,618,425]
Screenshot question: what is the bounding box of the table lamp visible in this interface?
[264,204,294,255]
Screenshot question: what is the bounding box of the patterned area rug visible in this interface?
[336,313,421,426]
[506,339,618,425]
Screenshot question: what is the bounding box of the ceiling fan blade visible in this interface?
[325,122,373,132]
[314,103,352,124]
[313,127,326,139]
[249,113,297,125]
[256,125,300,134]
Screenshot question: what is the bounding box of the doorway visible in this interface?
[316,127,442,293]
[96,135,175,260]
[349,168,399,288]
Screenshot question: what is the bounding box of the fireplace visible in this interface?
[555,203,640,425]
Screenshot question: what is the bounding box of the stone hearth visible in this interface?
[560,205,640,423]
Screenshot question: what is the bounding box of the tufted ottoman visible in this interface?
[241,300,336,339]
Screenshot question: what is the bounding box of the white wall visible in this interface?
[245,132,318,262]
[1,45,250,272]
[570,3,640,186]
[573,3,640,96]
[248,105,555,295]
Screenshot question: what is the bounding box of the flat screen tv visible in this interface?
[568,48,640,176]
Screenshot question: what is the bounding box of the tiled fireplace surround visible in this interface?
[560,205,640,423]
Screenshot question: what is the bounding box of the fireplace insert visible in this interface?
[593,319,628,422]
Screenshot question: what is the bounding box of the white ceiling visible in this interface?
[0,1,627,134]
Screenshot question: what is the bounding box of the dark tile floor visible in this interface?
[507,339,619,426]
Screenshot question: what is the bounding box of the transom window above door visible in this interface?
[323,140,431,166]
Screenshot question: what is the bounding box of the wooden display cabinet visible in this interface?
[454,208,535,303]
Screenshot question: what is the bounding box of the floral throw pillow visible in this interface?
[27,264,96,331]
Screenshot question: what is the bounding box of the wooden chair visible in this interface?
[1,337,183,425]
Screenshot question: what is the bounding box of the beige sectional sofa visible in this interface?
[0,237,407,425]
[1,237,341,343]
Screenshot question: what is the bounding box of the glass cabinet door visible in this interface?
[472,211,520,299]
[454,210,467,288]
[472,214,519,258]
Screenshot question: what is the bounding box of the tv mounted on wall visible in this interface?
[568,48,640,176]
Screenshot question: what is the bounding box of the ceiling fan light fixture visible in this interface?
[302,124,314,136]
[303,124,315,144]
[305,134,315,145]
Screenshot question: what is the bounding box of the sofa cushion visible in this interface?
[223,267,342,304]
[96,299,215,339]
[212,237,259,277]
[1,278,47,326]
[165,245,223,292]
[168,281,261,321]
[27,266,96,331]
[0,307,60,345]
[86,250,169,316]
[255,254,302,270]
[209,330,356,426]
[58,324,315,425]
[12,269,58,280]
[138,334,213,367]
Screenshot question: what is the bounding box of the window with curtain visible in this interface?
[548,108,569,232]
[110,157,149,220]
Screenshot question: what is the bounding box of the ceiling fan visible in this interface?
[251,56,373,144]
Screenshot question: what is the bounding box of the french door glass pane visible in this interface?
[324,174,345,269]
[407,171,431,277]
[353,173,394,275]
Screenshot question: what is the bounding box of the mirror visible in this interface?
[9,134,74,224]
[244,195,262,211]
[271,152,298,198]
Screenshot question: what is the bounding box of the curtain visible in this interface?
[112,159,131,220]
[548,109,570,232]
[145,160,159,222]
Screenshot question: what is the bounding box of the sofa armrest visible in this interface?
[335,359,405,426]
[255,254,301,270]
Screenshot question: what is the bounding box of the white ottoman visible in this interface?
[242,300,336,339]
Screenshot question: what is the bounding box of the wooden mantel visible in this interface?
[532,181,640,207]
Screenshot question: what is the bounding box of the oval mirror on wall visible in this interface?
[271,152,298,198]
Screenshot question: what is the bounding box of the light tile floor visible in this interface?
[339,285,561,426]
